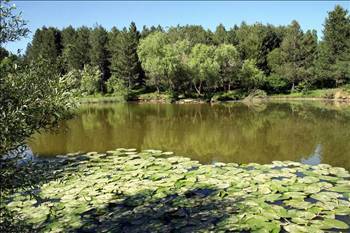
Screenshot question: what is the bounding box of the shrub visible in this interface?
[80,65,101,96]
[265,74,289,93]
[211,90,246,102]
[106,76,128,101]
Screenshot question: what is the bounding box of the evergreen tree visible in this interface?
[276,21,306,91]
[323,5,350,60]
[26,27,62,65]
[61,26,77,72]
[213,24,228,45]
[109,22,144,90]
[256,25,283,74]
[89,25,110,92]
[74,26,91,69]
[317,5,350,86]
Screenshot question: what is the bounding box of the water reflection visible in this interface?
[301,144,322,166]
[28,101,350,170]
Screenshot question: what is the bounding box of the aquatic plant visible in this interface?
[3,149,350,232]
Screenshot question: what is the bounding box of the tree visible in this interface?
[240,59,266,91]
[80,65,101,95]
[74,26,91,69]
[213,24,228,45]
[274,21,306,91]
[256,25,283,74]
[236,23,283,74]
[137,32,168,92]
[140,25,163,38]
[167,25,212,46]
[0,0,29,44]
[109,22,144,90]
[323,5,350,60]
[26,27,62,66]
[106,75,128,101]
[61,26,92,71]
[89,25,110,92]
[188,44,219,95]
[162,39,191,92]
[61,26,78,72]
[214,44,241,91]
[317,5,350,86]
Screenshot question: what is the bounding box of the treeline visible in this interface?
[12,5,350,98]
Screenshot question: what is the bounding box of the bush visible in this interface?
[80,65,101,96]
[295,80,312,95]
[211,90,246,102]
[265,74,289,93]
[343,84,350,93]
[138,92,173,102]
[106,76,128,101]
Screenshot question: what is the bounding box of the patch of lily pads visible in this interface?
[3,149,350,232]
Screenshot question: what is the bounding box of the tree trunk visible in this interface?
[193,81,202,95]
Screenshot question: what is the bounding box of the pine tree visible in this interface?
[26,27,62,65]
[75,26,91,69]
[213,24,228,45]
[61,26,77,72]
[323,5,350,60]
[89,25,110,92]
[109,22,144,90]
[317,5,350,86]
[279,20,305,91]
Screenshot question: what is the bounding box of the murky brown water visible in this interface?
[28,101,350,170]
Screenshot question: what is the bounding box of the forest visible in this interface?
[2,5,349,101]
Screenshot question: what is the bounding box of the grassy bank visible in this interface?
[4,149,350,232]
[269,88,350,101]
[78,87,350,104]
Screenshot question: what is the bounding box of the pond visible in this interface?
[28,101,350,170]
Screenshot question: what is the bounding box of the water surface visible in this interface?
[28,101,350,170]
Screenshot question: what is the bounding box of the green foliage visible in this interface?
[315,5,350,87]
[0,59,76,155]
[138,92,173,103]
[61,69,81,93]
[89,25,110,92]
[18,5,350,98]
[109,22,144,90]
[240,59,266,91]
[80,65,101,95]
[137,32,173,92]
[323,5,350,59]
[214,44,241,91]
[4,149,350,232]
[26,27,62,65]
[188,43,219,95]
[211,90,246,101]
[0,0,29,44]
[265,74,289,93]
[106,75,128,101]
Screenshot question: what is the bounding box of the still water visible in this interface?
[28,101,350,170]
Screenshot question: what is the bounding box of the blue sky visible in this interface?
[4,1,350,54]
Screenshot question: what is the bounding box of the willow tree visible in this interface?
[137,32,168,92]
[188,44,219,95]
[214,44,241,91]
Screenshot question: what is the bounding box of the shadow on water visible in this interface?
[64,187,237,233]
[5,156,241,233]
[4,151,350,233]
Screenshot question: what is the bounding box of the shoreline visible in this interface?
[78,96,350,104]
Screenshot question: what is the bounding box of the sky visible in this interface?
[4,1,350,54]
